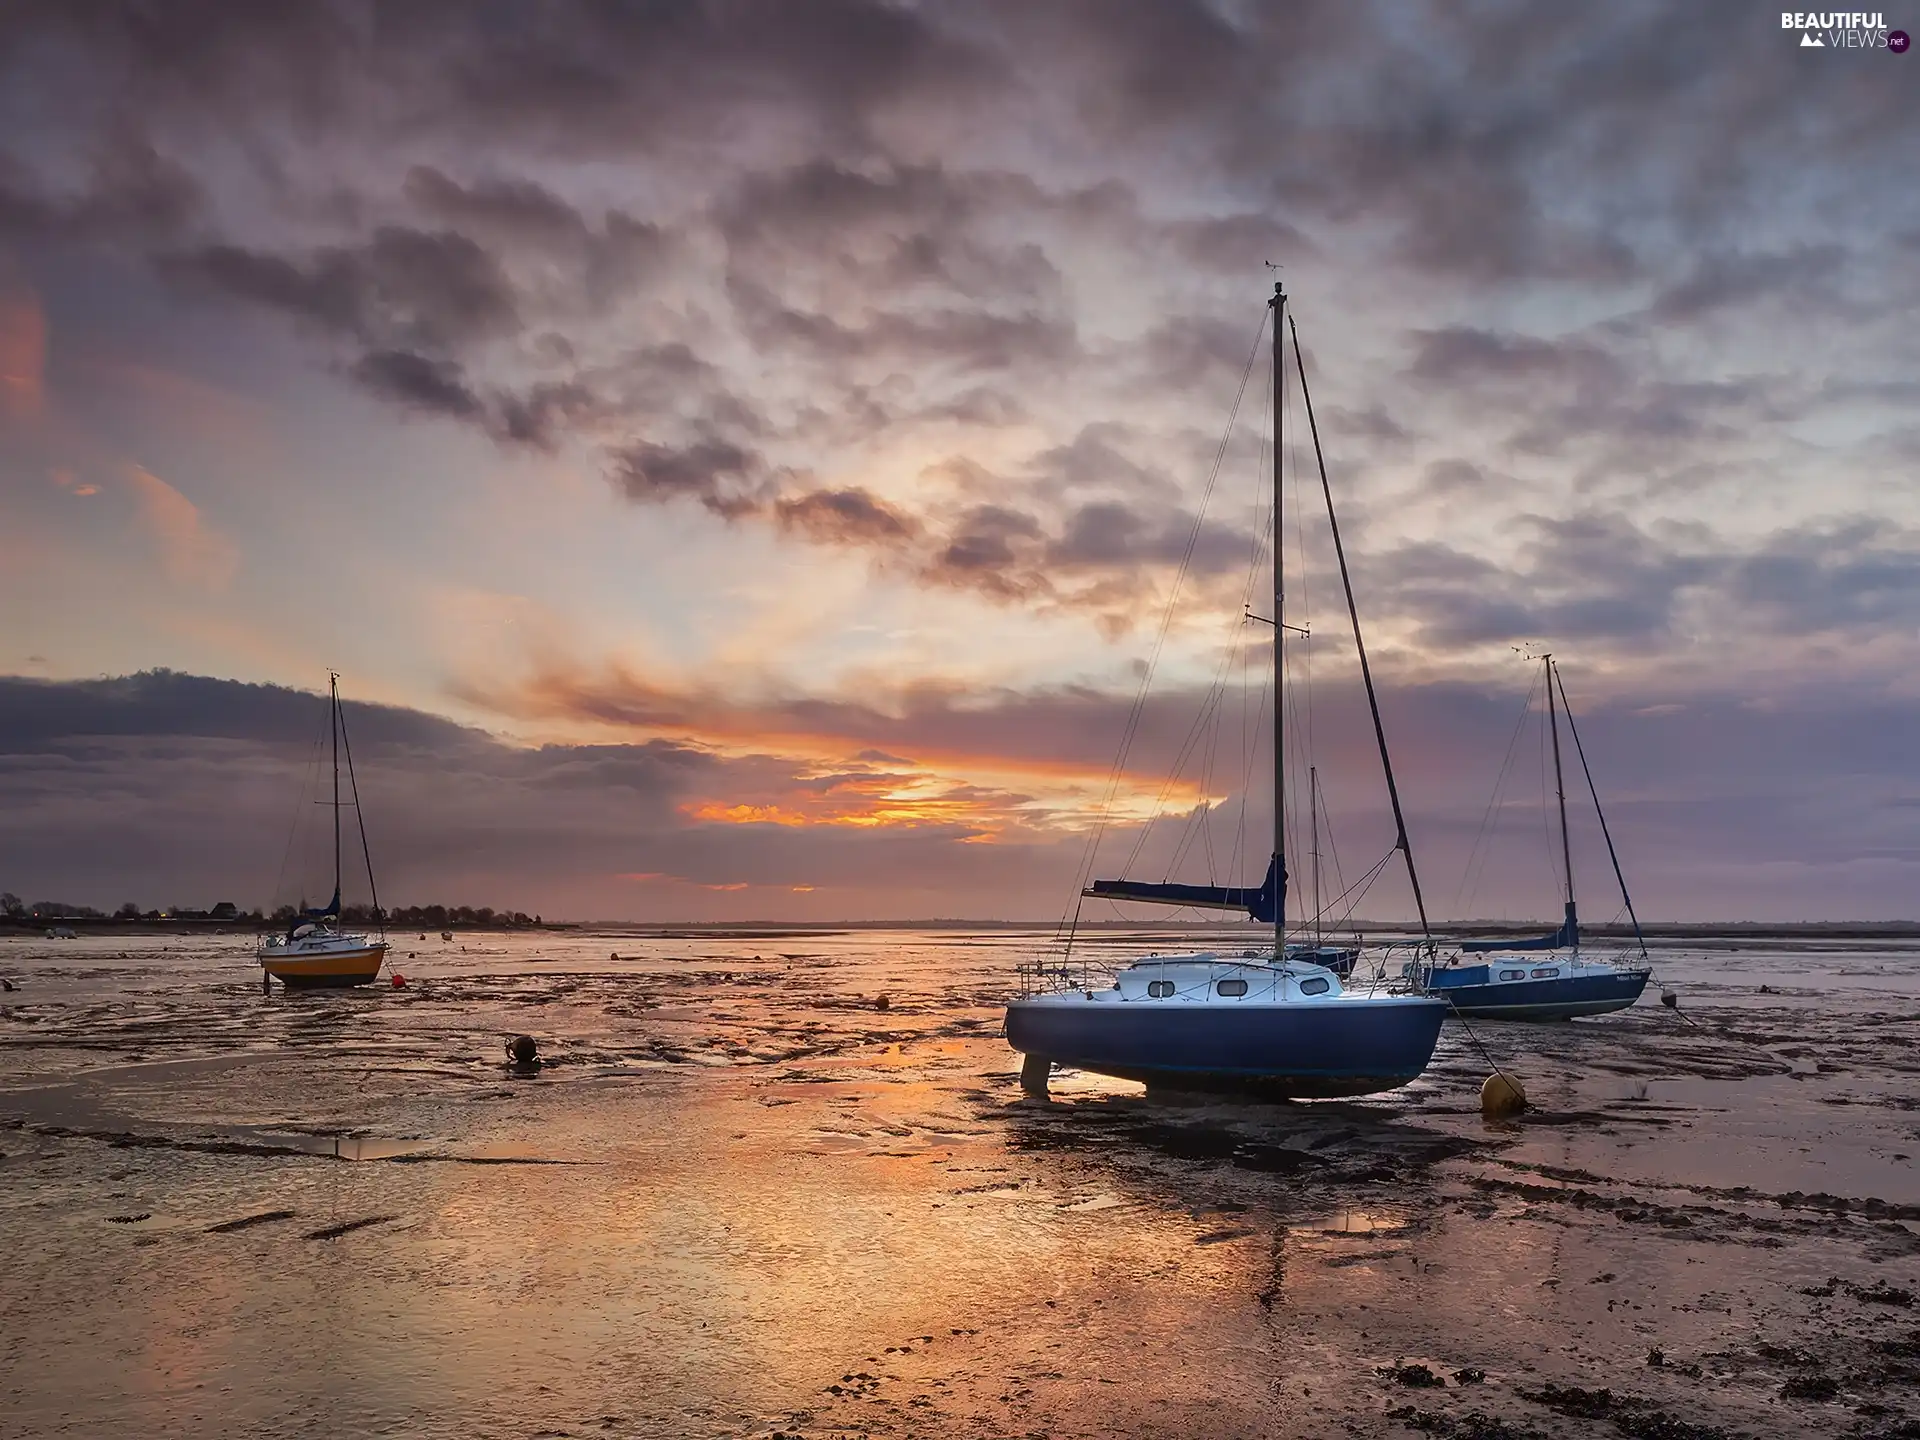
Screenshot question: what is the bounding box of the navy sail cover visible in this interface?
[1461,901,1578,953]
[1084,856,1286,925]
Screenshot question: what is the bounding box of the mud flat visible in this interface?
[1,931,1915,1438]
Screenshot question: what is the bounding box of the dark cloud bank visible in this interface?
[2,0,1914,640]
[5,670,1918,922]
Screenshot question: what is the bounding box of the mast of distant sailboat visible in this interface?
[330,671,342,917]
[1551,657,1648,960]
[1544,655,1577,952]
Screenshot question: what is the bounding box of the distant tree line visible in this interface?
[0,894,248,922]
[315,904,544,928]
[1,892,542,928]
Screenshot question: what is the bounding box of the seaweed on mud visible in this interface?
[1780,1372,1839,1401]
[1642,1347,1702,1378]
[1379,1361,1447,1387]
[1388,1406,1549,1439]
[1515,1384,1736,1440]
[1850,1281,1916,1307]
[1777,1193,1920,1223]
[207,1209,298,1233]
[303,1214,396,1240]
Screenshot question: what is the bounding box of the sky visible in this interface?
[1,2,1917,923]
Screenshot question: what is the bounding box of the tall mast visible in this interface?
[1269,281,1286,957]
[1290,312,1431,939]
[1545,655,1575,940]
[1553,663,1642,958]
[330,670,342,912]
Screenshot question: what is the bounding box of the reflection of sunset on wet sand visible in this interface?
[4,929,1918,1436]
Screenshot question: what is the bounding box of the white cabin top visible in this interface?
[1093,954,1347,1003]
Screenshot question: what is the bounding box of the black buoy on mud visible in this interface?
[506,1034,541,1069]
[1660,988,1679,1009]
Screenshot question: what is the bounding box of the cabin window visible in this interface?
[1500,969,1527,981]
[1147,980,1176,998]
[1530,967,1560,979]
[1215,978,1249,997]
[1299,977,1330,995]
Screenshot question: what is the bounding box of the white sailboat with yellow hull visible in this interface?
[258,919,388,988]
[258,674,389,990]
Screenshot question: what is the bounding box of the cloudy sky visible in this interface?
[2,2,1916,922]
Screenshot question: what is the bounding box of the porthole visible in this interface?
[1500,969,1527,981]
[1530,967,1560,979]
[1216,978,1249,997]
[1147,980,1176,998]
[1299,977,1330,995]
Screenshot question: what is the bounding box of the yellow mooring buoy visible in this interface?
[1481,1070,1528,1118]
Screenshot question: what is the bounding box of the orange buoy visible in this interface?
[1481,1071,1527,1118]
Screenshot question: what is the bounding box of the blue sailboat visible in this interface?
[1005,284,1447,1098]
[1408,655,1651,1020]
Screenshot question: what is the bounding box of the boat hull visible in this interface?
[1427,967,1649,1021]
[1004,996,1446,1098]
[258,944,388,989]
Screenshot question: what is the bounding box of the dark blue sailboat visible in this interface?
[1005,284,1447,1098]
[1408,655,1651,1019]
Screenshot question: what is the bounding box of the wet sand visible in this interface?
[1,930,1916,1439]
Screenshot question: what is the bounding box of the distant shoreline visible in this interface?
[9,916,1920,943]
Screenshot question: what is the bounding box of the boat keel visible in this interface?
[1019,1053,1053,1096]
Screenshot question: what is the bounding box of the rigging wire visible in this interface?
[1289,310,1431,939]
[269,709,329,921]
[1118,333,1279,887]
[1318,768,1351,929]
[1056,307,1271,953]
[1454,664,1543,916]
[335,696,384,931]
[1229,657,1272,897]
[1537,674,1562,903]
[1228,371,1278,895]
[1281,317,1321,929]
[1139,647,1242,879]
[1552,662,1649,959]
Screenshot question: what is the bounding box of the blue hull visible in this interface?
[1004,998,1446,1098]
[1423,966,1649,1020]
